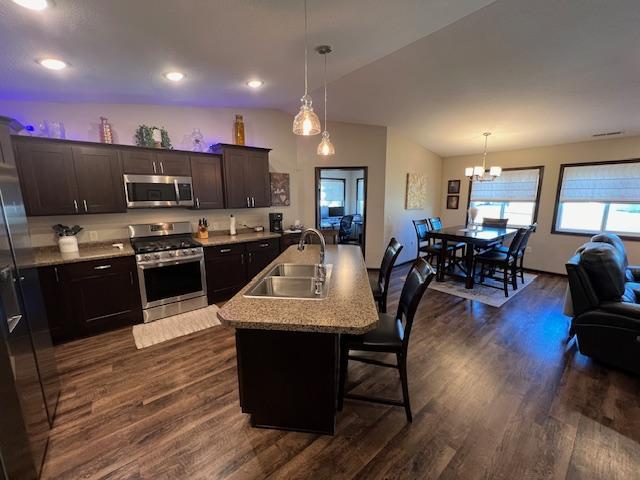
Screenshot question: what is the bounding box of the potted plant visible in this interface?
[53,224,83,253]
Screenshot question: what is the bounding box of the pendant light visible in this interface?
[316,45,335,156]
[465,132,502,182]
[292,0,321,136]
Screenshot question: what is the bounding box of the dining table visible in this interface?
[427,225,518,289]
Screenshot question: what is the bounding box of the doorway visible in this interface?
[314,167,367,257]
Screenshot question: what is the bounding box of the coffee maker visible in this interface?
[269,213,283,233]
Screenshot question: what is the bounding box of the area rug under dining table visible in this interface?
[427,272,537,307]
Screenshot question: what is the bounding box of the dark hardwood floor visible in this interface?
[42,267,640,479]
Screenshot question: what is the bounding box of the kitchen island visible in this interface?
[217,244,378,434]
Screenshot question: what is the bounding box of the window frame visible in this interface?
[551,158,640,242]
[319,177,346,209]
[465,166,545,227]
[356,177,365,215]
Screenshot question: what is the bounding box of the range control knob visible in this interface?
[143,254,151,261]
[190,249,197,254]
[168,251,175,257]
[153,253,161,260]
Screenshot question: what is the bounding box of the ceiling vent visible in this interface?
[592,131,624,138]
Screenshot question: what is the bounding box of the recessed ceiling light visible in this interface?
[247,79,264,89]
[12,0,48,10]
[165,71,185,82]
[39,58,67,70]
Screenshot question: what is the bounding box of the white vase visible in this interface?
[58,235,79,253]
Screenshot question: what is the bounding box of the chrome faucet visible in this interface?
[298,227,326,283]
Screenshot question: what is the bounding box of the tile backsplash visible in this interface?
[28,207,295,247]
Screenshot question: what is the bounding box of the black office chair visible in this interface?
[369,238,403,313]
[339,257,435,422]
[338,215,355,244]
[474,227,527,297]
[413,218,454,268]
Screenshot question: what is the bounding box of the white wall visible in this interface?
[297,121,388,268]
[384,129,443,264]
[441,135,640,274]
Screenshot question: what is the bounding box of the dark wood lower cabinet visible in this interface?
[205,238,280,302]
[235,328,338,434]
[246,239,279,279]
[39,256,142,343]
[280,233,301,253]
[205,244,247,303]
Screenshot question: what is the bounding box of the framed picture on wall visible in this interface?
[446,195,459,209]
[447,179,461,194]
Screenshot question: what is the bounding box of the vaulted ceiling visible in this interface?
[1,0,639,156]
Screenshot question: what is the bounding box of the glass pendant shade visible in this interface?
[489,166,502,177]
[473,166,484,177]
[293,94,321,136]
[317,131,335,156]
[464,167,474,177]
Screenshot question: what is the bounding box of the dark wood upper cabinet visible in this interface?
[190,154,224,209]
[14,139,80,216]
[157,152,191,176]
[212,144,271,209]
[246,150,270,207]
[72,145,126,214]
[12,138,272,216]
[122,150,157,174]
[223,148,251,208]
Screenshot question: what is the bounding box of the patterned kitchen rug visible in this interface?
[427,272,538,307]
[132,304,221,349]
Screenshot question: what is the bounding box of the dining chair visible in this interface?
[369,238,403,313]
[474,227,527,297]
[496,223,536,284]
[482,217,509,228]
[338,257,436,422]
[428,217,466,268]
[412,219,455,271]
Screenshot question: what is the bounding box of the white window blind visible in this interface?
[559,162,640,203]
[470,169,540,202]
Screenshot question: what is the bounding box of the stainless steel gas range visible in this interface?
[129,222,207,323]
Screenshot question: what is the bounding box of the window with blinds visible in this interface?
[554,160,640,237]
[469,167,543,227]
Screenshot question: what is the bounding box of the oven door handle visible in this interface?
[138,257,203,268]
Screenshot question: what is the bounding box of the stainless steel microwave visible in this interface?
[123,174,194,208]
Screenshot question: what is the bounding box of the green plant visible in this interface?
[134,125,172,149]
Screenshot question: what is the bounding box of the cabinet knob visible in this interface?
[220,248,231,253]
[94,264,112,270]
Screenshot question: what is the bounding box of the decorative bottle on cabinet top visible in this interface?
[233,114,245,146]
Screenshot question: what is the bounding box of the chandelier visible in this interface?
[465,132,502,182]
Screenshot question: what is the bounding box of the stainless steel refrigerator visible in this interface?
[0,116,60,479]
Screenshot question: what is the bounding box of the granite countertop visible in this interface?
[30,231,285,267]
[198,231,281,246]
[217,244,379,334]
[32,241,135,267]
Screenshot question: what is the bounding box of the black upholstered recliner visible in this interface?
[565,233,640,375]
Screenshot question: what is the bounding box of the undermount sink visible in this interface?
[244,263,333,300]
[266,263,326,278]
